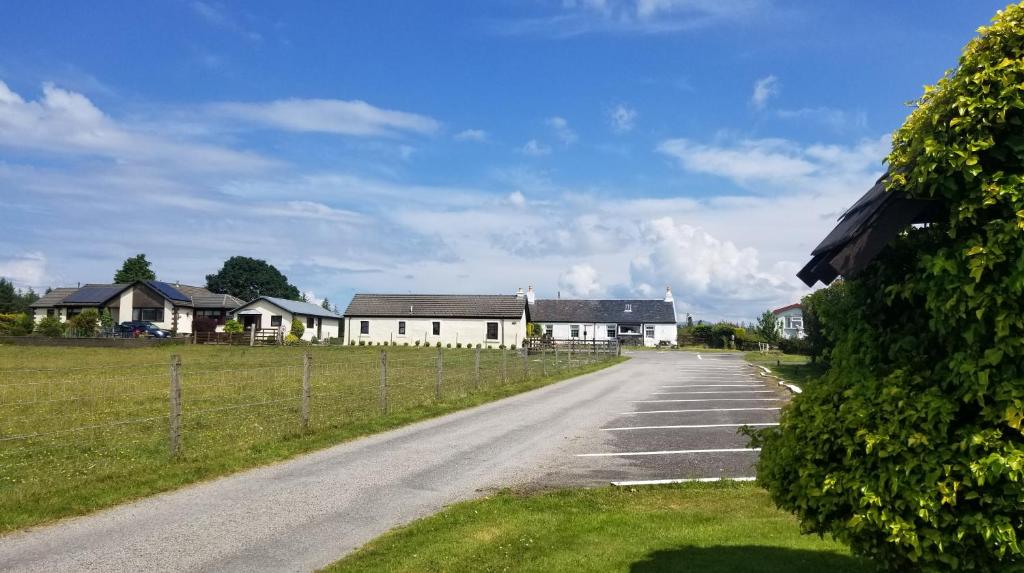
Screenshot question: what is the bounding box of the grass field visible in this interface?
[326,482,868,573]
[744,351,827,388]
[0,343,622,533]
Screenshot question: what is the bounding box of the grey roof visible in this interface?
[61,284,131,305]
[235,296,342,319]
[29,287,79,308]
[529,299,677,324]
[344,294,527,319]
[174,284,246,309]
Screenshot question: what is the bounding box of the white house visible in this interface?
[342,291,529,347]
[528,286,678,347]
[773,303,805,339]
[229,296,342,341]
[28,281,244,334]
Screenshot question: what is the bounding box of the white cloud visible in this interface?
[609,104,637,133]
[0,81,275,172]
[507,191,527,207]
[454,128,488,142]
[503,0,770,36]
[750,75,780,110]
[559,264,603,298]
[212,98,441,137]
[190,1,263,42]
[776,107,868,132]
[546,116,578,145]
[0,252,48,290]
[520,139,552,156]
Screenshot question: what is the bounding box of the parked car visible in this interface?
[119,321,171,338]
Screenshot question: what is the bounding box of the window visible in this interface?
[360,320,369,335]
[789,316,803,329]
[570,325,580,338]
[624,304,632,313]
[607,326,616,338]
[398,321,406,335]
[486,322,499,340]
[432,321,441,335]
[619,325,640,335]
[645,325,655,338]
[307,316,315,329]
[133,308,164,322]
[270,315,282,327]
[544,324,553,336]
[47,308,55,317]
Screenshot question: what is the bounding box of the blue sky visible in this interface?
[0,1,1008,320]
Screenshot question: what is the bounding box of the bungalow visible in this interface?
[342,291,529,347]
[229,296,342,341]
[528,286,678,347]
[29,281,244,334]
[773,303,805,339]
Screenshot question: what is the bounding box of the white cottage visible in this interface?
[230,296,342,341]
[528,287,678,347]
[772,303,805,339]
[342,292,528,347]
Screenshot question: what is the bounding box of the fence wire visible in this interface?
[0,344,618,503]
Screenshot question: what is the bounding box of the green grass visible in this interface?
[0,343,624,533]
[744,351,828,387]
[325,483,869,573]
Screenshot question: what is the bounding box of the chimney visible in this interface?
[515,287,525,299]
[664,286,674,303]
[526,285,536,304]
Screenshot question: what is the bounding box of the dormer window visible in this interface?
[624,304,632,312]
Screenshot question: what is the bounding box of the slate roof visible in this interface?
[797,171,939,287]
[529,299,677,324]
[772,303,801,314]
[344,294,527,319]
[174,284,246,309]
[236,296,342,319]
[29,287,80,308]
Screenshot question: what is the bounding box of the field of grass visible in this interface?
[744,351,828,388]
[0,343,623,533]
[327,482,868,573]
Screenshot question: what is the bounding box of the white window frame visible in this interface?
[606,325,616,338]
[645,325,655,339]
[789,316,803,329]
[544,324,553,336]
[624,304,632,313]
[570,324,580,338]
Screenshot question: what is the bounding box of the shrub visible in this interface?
[776,337,811,356]
[284,333,300,345]
[349,339,355,345]
[435,341,442,348]
[35,315,64,337]
[456,342,462,348]
[476,343,482,349]
[446,343,452,348]
[498,344,506,350]
[0,313,33,336]
[290,319,305,339]
[193,317,218,333]
[403,342,409,346]
[358,340,365,346]
[509,344,517,350]
[66,309,100,336]
[224,320,243,334]
[311,335,319,344]
[414,340,421,346]
[756,8,1024,570]
[99,309,114,331]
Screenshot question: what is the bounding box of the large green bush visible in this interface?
[0,313,33,336]
[66,309,100,336]
[290,318,305,339]
[223,319,243,334]
[35,315,65,337]
[757,6,1024,571]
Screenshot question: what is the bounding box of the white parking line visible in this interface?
[578,448,761,457]
[651,391,775,395]
[621,407,781,415]
[612,477,756,486]
[660,385,763,388]
[601,422,779,431]
[632,398,783,403]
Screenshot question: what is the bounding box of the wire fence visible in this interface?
[0,345,618,504]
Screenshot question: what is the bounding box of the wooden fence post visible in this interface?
[502,348,508,384]
[555,346,559,371]
[542,348,547,376]
[379,350,388,414]
[301,352,312,431]
[474,346,481,390]
[435,346,444,400]
[169,354,182,457]
[522,347,529,380]
[249,326,255,347]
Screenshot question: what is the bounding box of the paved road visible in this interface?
[0,351,787,572]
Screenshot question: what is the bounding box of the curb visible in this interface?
[752,364,802,395]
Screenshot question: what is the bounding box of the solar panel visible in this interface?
[62,285,126,304]
[146,281,191,303]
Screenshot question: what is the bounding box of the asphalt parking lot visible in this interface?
[570,351,789,485]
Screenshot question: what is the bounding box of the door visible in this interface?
[242,314,261,331]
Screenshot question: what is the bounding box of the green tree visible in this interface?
[223,319,243,334]
[321,297,331,311]
[800,282,848,364]
[113,254,156,283]
[753,310,780,344]
[0,278,16,313]
[205,256,301,302]
[756,7,1024,570]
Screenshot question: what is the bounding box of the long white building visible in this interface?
[342,292,529,347]
[528,287,678,347]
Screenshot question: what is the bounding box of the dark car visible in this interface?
[119,321,171,338]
